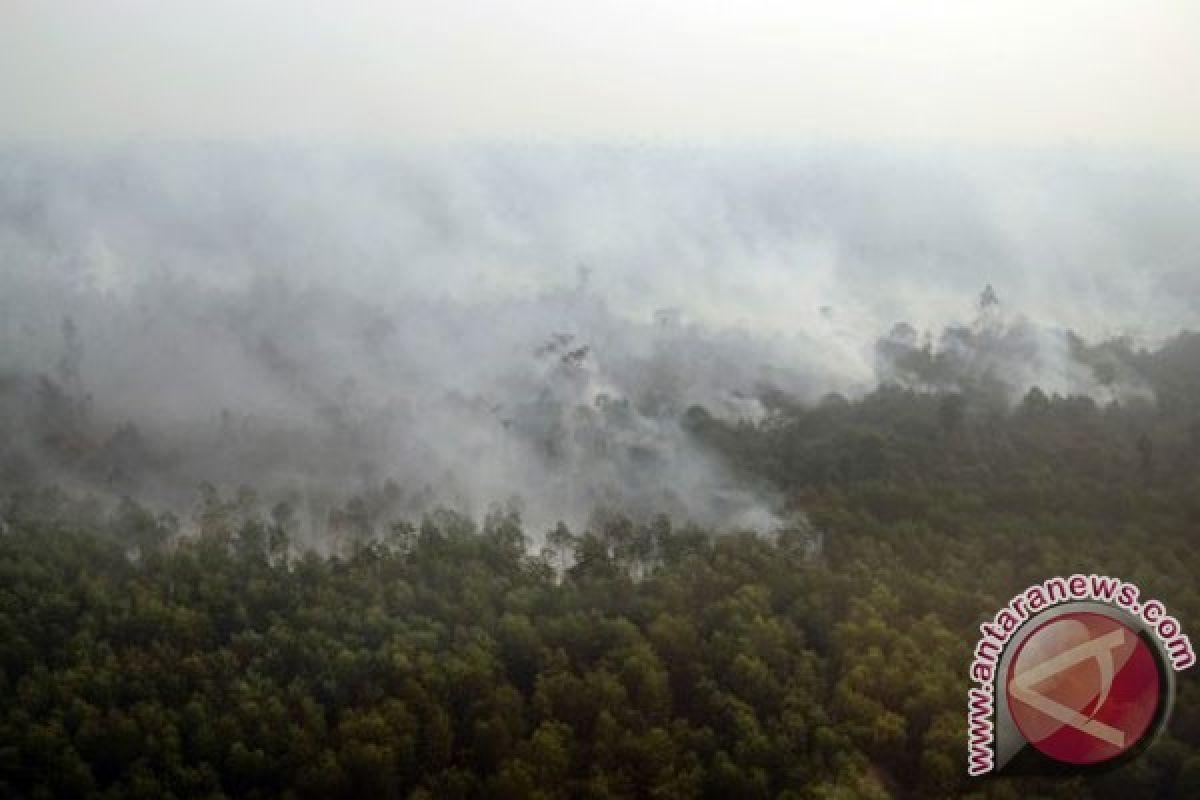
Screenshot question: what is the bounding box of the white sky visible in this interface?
[1,1,1198,148]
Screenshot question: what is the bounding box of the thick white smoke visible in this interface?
[1,144,1197,540]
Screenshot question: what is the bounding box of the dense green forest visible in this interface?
[3,333,1200,799]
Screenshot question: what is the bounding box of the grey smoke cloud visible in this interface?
[1,144,1198,538]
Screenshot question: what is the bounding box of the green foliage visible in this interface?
[3,371,1200,798]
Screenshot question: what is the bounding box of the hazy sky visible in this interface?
[3,1,1198,148]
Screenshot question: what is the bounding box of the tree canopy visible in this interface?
[3,333,1200,798]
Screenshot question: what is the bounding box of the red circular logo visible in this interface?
[1006,611,1162,765]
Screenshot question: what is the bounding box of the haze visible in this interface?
[2,1,1199,148]
[2,3,1199,536]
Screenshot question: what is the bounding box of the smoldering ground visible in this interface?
[1,144,1197,544]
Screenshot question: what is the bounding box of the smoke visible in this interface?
[873,287,1159,406]
[1,144,1197,540]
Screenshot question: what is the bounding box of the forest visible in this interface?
[2,327,1199,799]
[4,2,1199,796]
